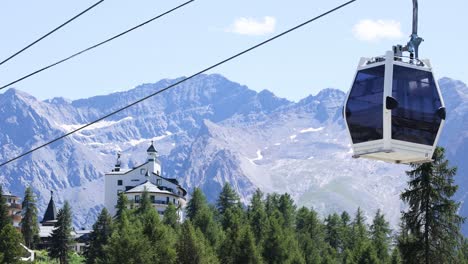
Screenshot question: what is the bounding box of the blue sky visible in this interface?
[0,0,466,101]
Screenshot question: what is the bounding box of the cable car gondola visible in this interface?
[343,0,445,164]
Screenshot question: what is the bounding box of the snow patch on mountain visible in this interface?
[300,127,324,133]
[59,117,134,132]
[128,132,173,146]
[249,150,264,164]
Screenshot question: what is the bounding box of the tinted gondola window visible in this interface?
[392,65,442,145]
[346,65,385,144]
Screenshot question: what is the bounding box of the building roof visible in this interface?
[1,189,19,198]
[152,172,187,196]
[42,192,57,223]
[39,225,55,238]
[147,142,157,153]
[125,181,165,194]
[39,225,92,240]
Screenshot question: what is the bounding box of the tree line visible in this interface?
[0,146,467,263]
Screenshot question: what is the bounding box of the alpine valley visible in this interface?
[1,74,467,232]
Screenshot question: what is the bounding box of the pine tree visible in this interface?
[296,207,325,263]
[351,208,368,250]
[247,189,269,244]
[457,238,468,263]
[186,188,208,220]
[100,211,152,264]
[141,208,177,264]
[235,225,264,264]
[163,202,180,229]
[114,192,128,222]
[370,209,391,261]
[219,206,246,263]
[20,186,39,248]
[265,193,280,216]
[136,188,152,215]
[0,224,23,264]
[263,210,304,264]
[399,147,465,263]
[355,243,379,264]
[0,186,11,230]
[220,205,245,231]
[278,193,296,229]
[216,183,241,215]
[177,221,219,264]
[340,211,352,251]
[187,188,223,248]
[85,208,113,264]
[390,247,402,264]
[325,213,343,251]
[49,201,73,264]
[192,204,224,249]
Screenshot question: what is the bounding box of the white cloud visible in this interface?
[352,19,403,42]
[226,16,276,36]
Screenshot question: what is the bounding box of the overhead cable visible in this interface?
[0,0,357,168]
[0,0,105,67]
[0,0,194,91]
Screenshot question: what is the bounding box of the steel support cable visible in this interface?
[0,0,105,67]
[0,0,357,168]
[0,0,194,91]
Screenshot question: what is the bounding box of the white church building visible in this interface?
[104,142,187,219]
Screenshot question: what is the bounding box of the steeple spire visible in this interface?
[147,141,158,162]
[42,190,57,224]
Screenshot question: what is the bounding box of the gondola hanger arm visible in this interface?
[405,0,424,59]
[393,0,424,61]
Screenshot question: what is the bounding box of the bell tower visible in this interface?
[146,141,161,175]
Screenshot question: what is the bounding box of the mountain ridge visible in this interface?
[0,74,466,232]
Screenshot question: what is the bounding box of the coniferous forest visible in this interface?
[0,147,467,263]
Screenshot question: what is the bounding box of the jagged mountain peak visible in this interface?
[0,88,38,104]
[314,88,346,101]
[256,89,291,112]
[44,97,72,105]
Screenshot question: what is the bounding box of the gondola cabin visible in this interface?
[344,51,446,164]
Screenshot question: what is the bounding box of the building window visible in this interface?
[173,198,176,204]
[125,186,132,191]
[156,179,162,186]
[150,195,155,203]
[166,197,169,204]
[131,179,140,182]
[135,195,140,203]
[117,180,123,186]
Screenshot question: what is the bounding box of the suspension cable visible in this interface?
[0,0,194,91]
[0,0,105,67]
[0,0,357,168]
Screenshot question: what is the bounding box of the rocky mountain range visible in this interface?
[0,74,467,232]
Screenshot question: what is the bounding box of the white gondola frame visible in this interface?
[343,51,445,164]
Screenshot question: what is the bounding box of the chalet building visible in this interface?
[2,190,22,229]
[104,142,187,219]
[38,191,91,253]
[38,191,59,250]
